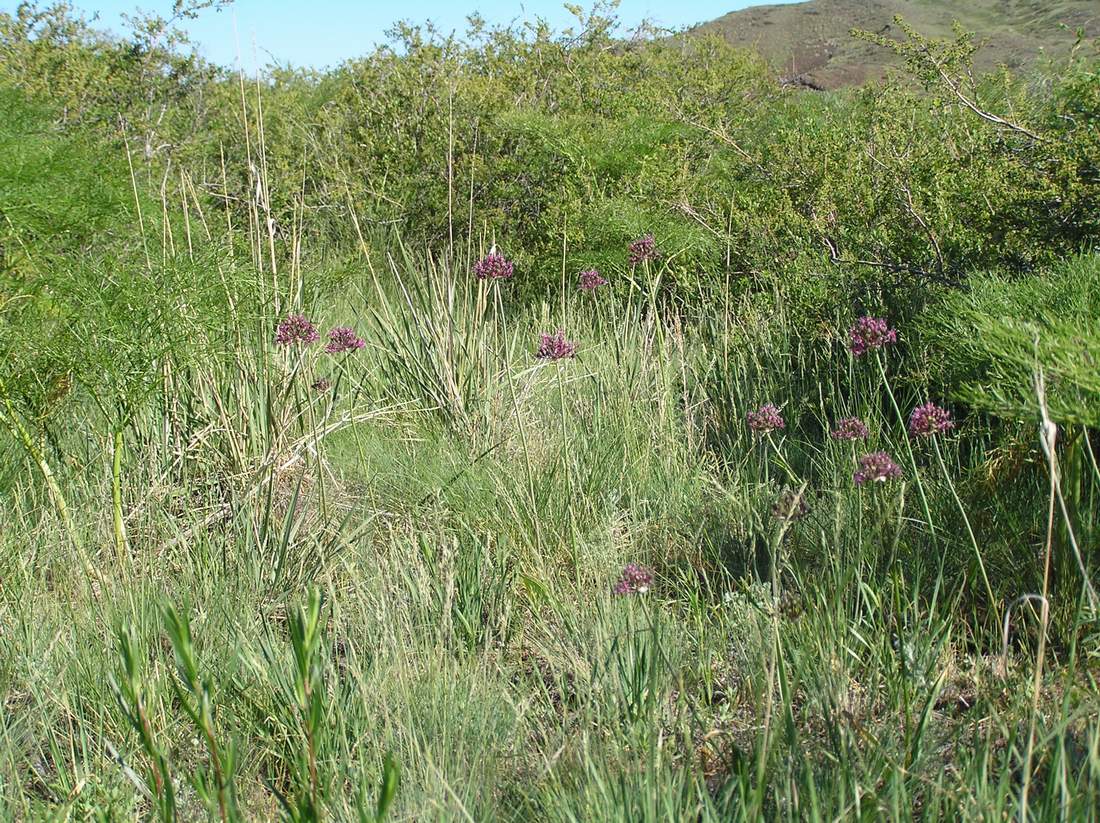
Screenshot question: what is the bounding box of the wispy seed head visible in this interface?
[772,488,811,522]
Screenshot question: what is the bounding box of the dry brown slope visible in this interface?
[693,0,1098,88]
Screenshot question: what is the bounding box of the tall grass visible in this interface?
[2,219,1098,818]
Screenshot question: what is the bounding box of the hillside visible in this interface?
[695,0,1098,88]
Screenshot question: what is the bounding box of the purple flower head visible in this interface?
[909,402,955,437]
[311,377,332,392]
[536,329,577,361]
[772,488,811,522]
[854,451,903,486]
[613,562,654,596]
[831,416,870,441]
[275,314,319,347]
[578,269,608,291]
[628,234,659,266]
[473,249,515,281]
[747,403,785,435]
[325,326,365,355]
[848,316,897,357]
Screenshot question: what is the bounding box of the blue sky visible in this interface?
[1,1,798,69]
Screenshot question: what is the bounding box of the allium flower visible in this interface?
[747,403,785,435]
[275,314,319,347]
[628,234,659,266]
[613,563,654,596]
[831,416,870,441]
[536,329,577,361]
[854,451,903,485]
[848,316,897,357]
[578,269,608,291]
[772,488,811,522]
[325,326,365,354]
[473,250,515,281]
[311,377,332,392]
[908,402,955,437]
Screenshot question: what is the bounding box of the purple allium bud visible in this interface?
[612,562,654,596]
[536,329,577,361]
[908,402,954,437]
[747,403,785,435]
[578,269,608,291]
[831,416,870,441]
[854,451,903,485]
[848,316,897,357]
[275,314,319,347]
[311,377,332,392]
[772,488,811,522]
[473,250,515,281]
[325,326,365,354]
[628,234,659,266]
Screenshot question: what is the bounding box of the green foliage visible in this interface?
[109,624,177,821]
[0,1,224,151]
[3,4,1098,312]
[925,253,1100,426]
[1,4,1099,820]
[163,603,243,821]
[0,89,127,268]
[362,243,515,432]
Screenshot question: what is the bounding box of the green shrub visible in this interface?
[923,253,1100,426]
